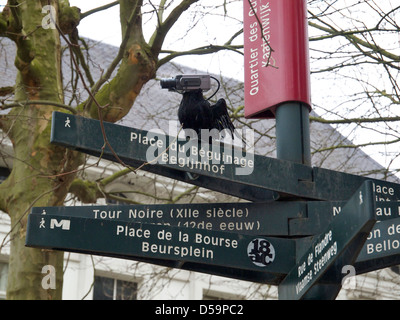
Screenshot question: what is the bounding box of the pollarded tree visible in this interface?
[0,0,242,300]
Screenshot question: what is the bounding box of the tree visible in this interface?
[0,0,242,300]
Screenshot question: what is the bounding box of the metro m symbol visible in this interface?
[50,219,71,231]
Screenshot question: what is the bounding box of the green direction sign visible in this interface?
[357,195,400,271]
[50,111,311,201]
[288,181,400,275]
[312,168,400,202]
[278,181,377,300]
[291,187,400,236]
[28,181,400,278]
[355,216,400,273]
[26,213,296,284]
[50,111,400,202]
[30,201,306,236]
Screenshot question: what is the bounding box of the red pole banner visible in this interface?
[244,0,311,119]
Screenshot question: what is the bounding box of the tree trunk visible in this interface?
[0,0,193,300]
[0,0,158,299]
[0,0,82,299]
[4,110,82,299]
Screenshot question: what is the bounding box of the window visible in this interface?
[93,275,137,300]
[0,262,8,300]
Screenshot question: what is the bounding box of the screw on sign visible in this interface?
[247,238,276,267]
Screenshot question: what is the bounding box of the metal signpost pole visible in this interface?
[275,102,311,166]
[244,0,335,300]
[273,0,312,167]
[244,0,312,167]
[270,0,330,299]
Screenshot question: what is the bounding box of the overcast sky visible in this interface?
[69,0,122,46]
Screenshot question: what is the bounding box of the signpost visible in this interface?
[25,100,400,301]
[278,182,376,300]
[28,190,400,277]
[22,0,400,300]
[290,189,400,275]
[243,0,312,165]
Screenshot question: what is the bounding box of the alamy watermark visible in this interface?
[143,121,255,176]
[41,265,56,290]
[341,265,357,290]
[41,5,57,30]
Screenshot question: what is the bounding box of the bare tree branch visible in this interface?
[82,1,141,113]
[308,20,400,64]
[80,1,119,20]
[1,99,78,114]
[149,0,199,56]
[157,44,243,68]
[310,115,400,125]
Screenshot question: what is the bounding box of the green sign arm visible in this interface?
[278,181,377,300]
[29,183,400,278]
[354,216,400,274]
[50,112,400,202]
[50,112,314,201]
[30,201,306,236]
[26,213,296,285]
[291,194,400,275]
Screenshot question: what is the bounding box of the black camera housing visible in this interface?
[160,75,211,92]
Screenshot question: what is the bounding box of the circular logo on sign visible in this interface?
[247,238,275,267]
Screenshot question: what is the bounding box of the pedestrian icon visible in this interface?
[65,117,71,128]
[39,218,46,229]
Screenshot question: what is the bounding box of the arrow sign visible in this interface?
[278,181,377,300]
[50,111,400,202]
[51,112,312,201]
[290,187,400,275]
[354,216,400,273]
[291,182,400,237]
[50,111,313,201]
[312,168,400,202]
[29,189,400,278]
[30,201,306,236]
[26,214,296,284]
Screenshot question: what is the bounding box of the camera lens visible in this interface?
[160,78,177,90]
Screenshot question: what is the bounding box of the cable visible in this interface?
[206,76,221,101]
